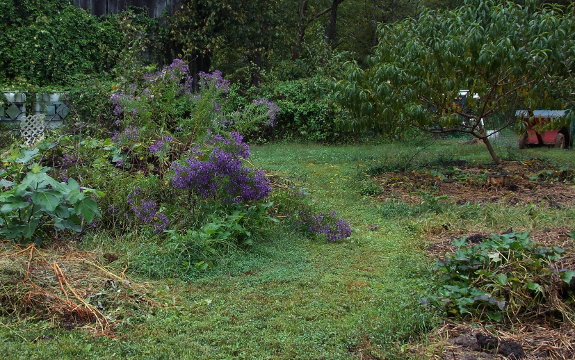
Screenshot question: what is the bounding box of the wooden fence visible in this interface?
[72,0,183,17]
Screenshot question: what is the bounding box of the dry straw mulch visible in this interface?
[0,241,152,335]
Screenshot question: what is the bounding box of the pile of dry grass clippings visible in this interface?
[0,242,152,335]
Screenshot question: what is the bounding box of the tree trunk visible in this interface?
[325,0,345,48]
[292,0,308,61]
[292,0,335,61]
[249,51,263,87]
[482,137,501,165]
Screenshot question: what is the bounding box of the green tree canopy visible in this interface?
[335,0,575,163]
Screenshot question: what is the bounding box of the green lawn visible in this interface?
[2,139,574,359]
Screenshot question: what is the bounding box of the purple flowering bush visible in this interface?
[107,59,280,172]
[127,187,169,234]
[267,180,352,242]
[296,211,352,242]
[170,131,271,204]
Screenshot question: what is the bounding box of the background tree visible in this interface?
[169,0,292,84]
[335,0,575,164]
[335,0,419,63]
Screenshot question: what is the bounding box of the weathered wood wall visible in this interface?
[73,0,182,17]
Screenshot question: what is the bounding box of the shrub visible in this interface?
[132,202,277,277]
[0,1,143,86]
[256,76,350,142]
[170,131,271,204]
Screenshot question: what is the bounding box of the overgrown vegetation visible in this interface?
[2,0,575,358]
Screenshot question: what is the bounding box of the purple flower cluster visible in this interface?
[110,92,125,116]
[142,59,194,94]
[127,187,169,234]
[253,97,280,127]
[61,153,78,168]
[59,169,69,183]
[298,211,352,242]
[144,59,191,83]
[198,70,230,93]
[112,126,140,145]
[149,135,174,154]
[205,131,250,158]
[170,132,270,203]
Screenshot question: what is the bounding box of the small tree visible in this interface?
[335,0,575,164]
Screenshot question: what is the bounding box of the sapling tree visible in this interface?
[335,0,575,164]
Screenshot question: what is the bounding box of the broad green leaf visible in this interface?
[454,248,468,261]
[74,197,100,224]
[68,189,85,203]
[29,163,44,174]
[54,217,82,232]
[53,204,71,219]
[526,280,542,293]
[559,270,575,284]
[487,311,502,321]
[0,179,14,188]
[57,178,78,197]
[497,273,508,285]
[487,252,501,262]
[31,190,61,212]
[15,148,39,164]
[1,196,31,213]
[22,218,40,239]
[452,237,467,247]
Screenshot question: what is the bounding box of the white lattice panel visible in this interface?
[20,114,46,146]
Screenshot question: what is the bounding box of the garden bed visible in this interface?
[372,160,575,208]
[367,159,575,359]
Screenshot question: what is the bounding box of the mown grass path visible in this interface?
[1,143,438,360]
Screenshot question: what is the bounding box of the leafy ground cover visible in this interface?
[1,138,575,359]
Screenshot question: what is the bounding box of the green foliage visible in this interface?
[132,202,278,278]
[63,10,161,128]
[358,178,383,196]
[424,232,574,321]
[0,147,102,244]
[168,0,292,81]
[257,76,357,142]
[0,0,141,86]
[378,193,451,219]
[219,87,279,142]
[335,0,575,162]
[64,77,116,127]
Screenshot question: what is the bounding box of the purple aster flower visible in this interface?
[170,131,270,203]
[253,97,280,127]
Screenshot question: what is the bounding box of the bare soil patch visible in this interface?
[372,160,575,209]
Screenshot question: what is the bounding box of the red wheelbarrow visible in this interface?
[516,110,573,149]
